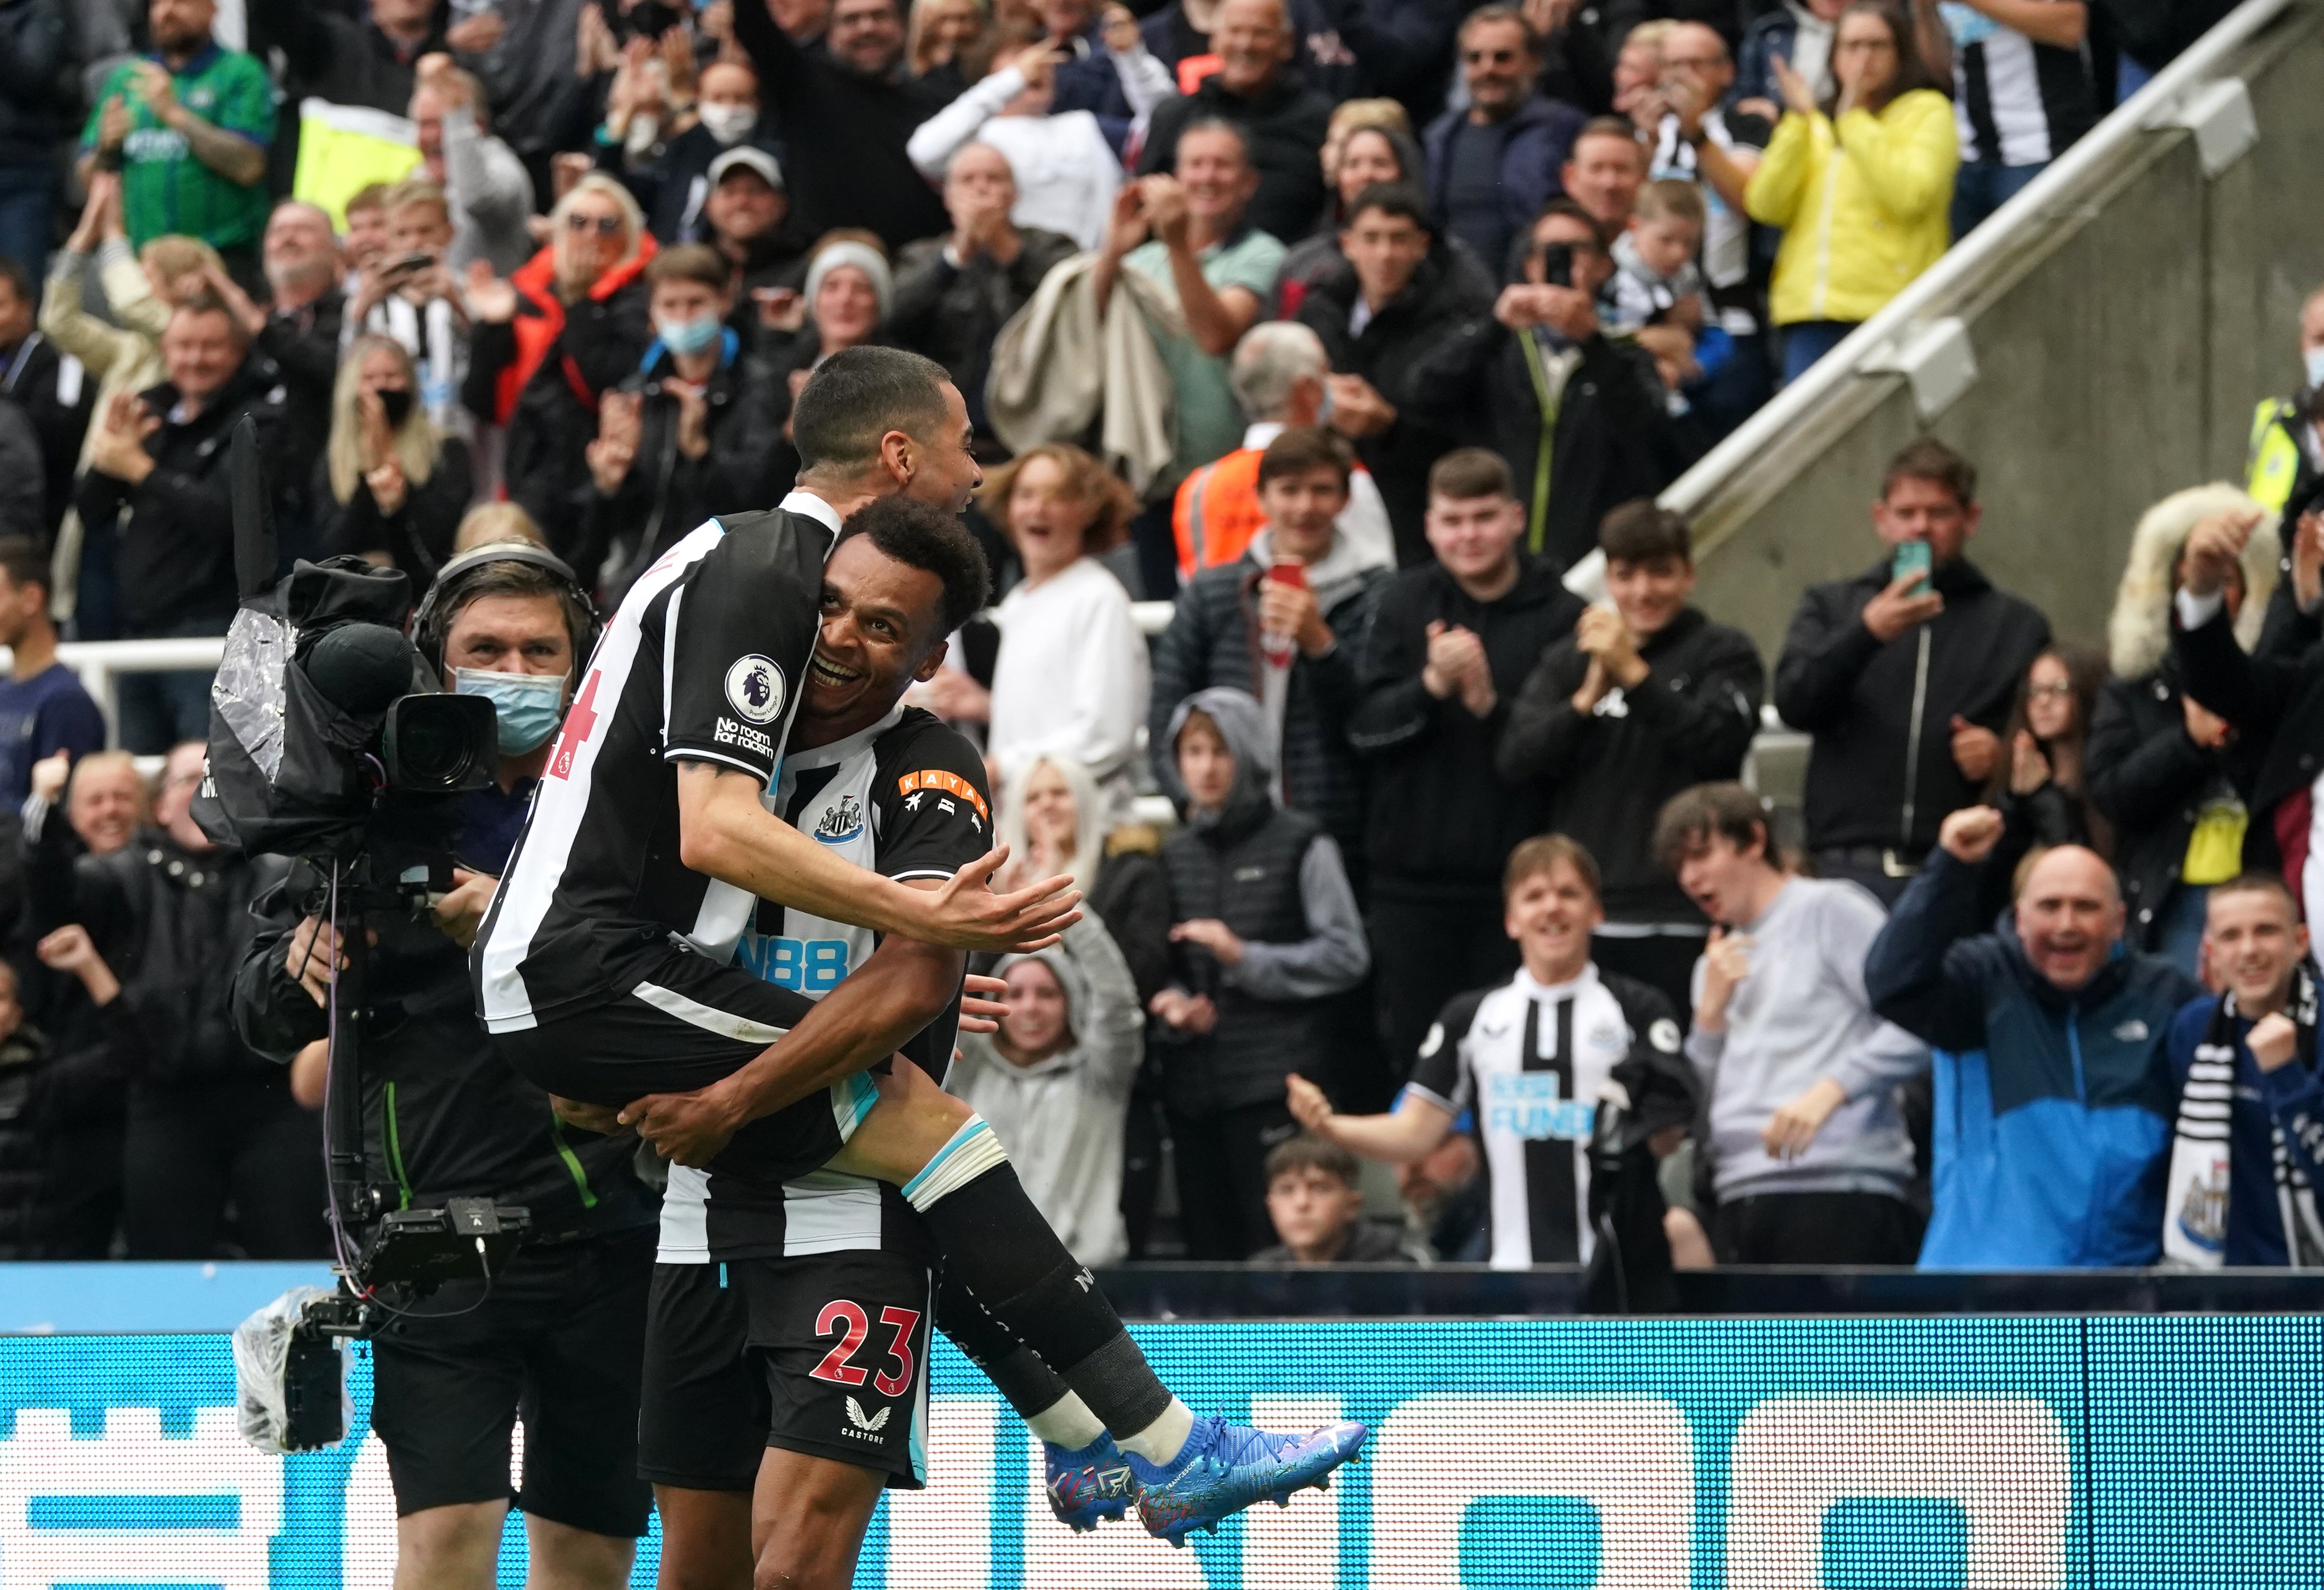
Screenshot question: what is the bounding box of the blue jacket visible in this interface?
[1422,93,1587,279]
[1866,850,2201,1267]
[1735,7,1806,111]
[2163,994,2324,1265]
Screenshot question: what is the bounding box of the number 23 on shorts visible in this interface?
[809,1299,921,1398]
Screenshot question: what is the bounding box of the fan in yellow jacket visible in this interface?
[1743,0,1959,384]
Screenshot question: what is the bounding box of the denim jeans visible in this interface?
[116,612,235,755]
[1951,159,2047,242]
[0,160,52,282]
[1780,320,1860,386]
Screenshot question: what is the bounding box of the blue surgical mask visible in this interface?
[2305,345,2324,389]
[657,312,724,358]
[454,667,566,754]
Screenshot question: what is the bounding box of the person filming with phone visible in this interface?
[1149,427,1390,879]
[1414,198,1686,570]
[1772,438,2049,904]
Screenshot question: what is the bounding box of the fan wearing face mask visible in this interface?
[230,543,670,1590]
[574,245,791,594]
[599,58,786,245]
[320,334,478,584]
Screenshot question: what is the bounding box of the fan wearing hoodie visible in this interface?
[1349,448,1584,1078]
[950,914,1145,1268]
[1152,687,1371,1258]
[1148,427,1391,872]
[1498,502,1763,1017]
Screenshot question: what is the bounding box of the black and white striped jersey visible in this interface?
[1408,964,1684,1268]
[658,704,993,1264]
[1945,2,2094,167]
[472,493,838,1032]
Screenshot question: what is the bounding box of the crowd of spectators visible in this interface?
[0,0,2288,1274]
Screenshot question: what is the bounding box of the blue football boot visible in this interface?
[1127,1416,1369,1546]
[1044,1432,1139,1532]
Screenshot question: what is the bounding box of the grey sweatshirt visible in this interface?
[948,912,1144,1267]
[441,109,538,278]
[1685,876,1927,1200]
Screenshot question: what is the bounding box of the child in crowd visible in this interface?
[1606,178,1708,336]
[1250,1135,1410,1265]
[1152,687,1370,1260]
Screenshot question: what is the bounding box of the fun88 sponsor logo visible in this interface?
[736,934,851,992]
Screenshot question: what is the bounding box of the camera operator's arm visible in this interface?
[677,761,1078,951]
[229,880,338,1062]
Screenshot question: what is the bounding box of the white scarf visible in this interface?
[2162,968,2324,1268]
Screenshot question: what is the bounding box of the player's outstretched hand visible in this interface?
[552,1095,628,1135]
[917,845,1082,952]
[621,1086,743,1166]
[959,971,1008,1034]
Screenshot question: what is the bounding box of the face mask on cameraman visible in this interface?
[453,667,566,754]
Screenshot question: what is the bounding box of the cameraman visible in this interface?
[232,544,659,1590]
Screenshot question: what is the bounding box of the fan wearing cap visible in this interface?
[229,542,663,1590]
[698,145,814,324]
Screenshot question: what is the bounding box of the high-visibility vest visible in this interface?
[1173,446,1266,579]
[2247,396,2304,516]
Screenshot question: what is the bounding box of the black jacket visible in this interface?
[1773,555,2051,855]
[482,277,656,562]
[313,436,477,584]
[74,358,288,634]
[0,399,42,543]
[233,873,657,1242]
[1138,73,1336,247]
[0,0,69,170]
[2,332,95,537]
[2173,587,2324,854]
[890,228,1079,441]
[1348,554,1584,894]
[733,0,951,251]
[2087,664,2260,950]
[1089,837,1173,1006]
[1412,322,1692,570]
[1148,551,1389,865]
[1296,246,1495,566]
[27,815,272,1092]
[1498,605,1765,920]
[575,340,787,596]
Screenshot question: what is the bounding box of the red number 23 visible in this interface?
[810,1300,921,1397]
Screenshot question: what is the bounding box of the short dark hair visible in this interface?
[1175,116,1253,168]
[0,257,31,309]
[1529,197,1607,252]
[835,496,992,635]
[1882,437,1977,506]
[428,555,596,680]
[1599,500,1691,563]
[645,243,734,294]
[1264,1133,1361,1188]
[792,347,954,476]
[1571,116,1646,163]
[1428,447,1513,502]
[1344,181,1431,232]
[2210,870,2303,920]
[1460,3,1542,55]
[1503,832,1601,903]
[1652,782,1773,872]
[0,536,49,601]
[1256,426,1352,490]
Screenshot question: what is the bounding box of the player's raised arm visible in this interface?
[676,762,1079,950]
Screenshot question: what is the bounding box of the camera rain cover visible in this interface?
[198,556,429,855]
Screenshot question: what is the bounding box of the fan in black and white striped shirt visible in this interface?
[1931,0,2095,236]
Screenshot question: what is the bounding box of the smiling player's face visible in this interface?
[800,534,949,741]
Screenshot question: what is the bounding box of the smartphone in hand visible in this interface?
[1891,538,1932,592]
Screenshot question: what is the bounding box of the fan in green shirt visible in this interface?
[78,0,274,254]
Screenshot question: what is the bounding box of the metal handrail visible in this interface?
[1656,0,2298,522]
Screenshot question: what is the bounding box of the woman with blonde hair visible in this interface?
[915,442,1150,820]
[463,171,659,550]
[318,336,475,580]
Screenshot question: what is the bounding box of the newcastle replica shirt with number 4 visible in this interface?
[1406,964,1690,1268]
[474,491,837,1032]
